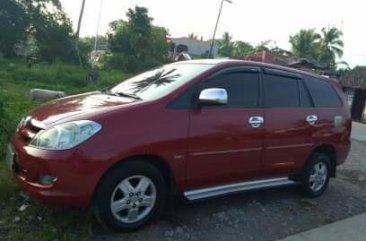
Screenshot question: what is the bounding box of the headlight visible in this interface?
[17,116,31,129]
[30,120,102,150]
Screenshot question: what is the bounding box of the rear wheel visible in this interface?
[299,153,331,197]
[92,160,167,232]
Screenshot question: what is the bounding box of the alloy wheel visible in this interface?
[110,175,157,224]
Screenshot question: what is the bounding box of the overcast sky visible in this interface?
[60,0,366,68]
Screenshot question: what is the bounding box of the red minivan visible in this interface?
[7,59,351,231]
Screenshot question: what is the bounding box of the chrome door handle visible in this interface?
[248,116,264,128]
[306,115,318,125]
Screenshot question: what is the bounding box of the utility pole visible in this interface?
[208,0,232,58]
[89,0,104,82]
[76,0,86,39]
[94,0,104,54]
[75,0,86,67]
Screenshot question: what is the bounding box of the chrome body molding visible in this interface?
[266,143,313,150]
[184,177,296,201]
[191,147,262,157]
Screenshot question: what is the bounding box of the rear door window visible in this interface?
[263,74,299,108]
[304,77,342,107]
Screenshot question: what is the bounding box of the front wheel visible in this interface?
[299,153,331,197]
[92,160,167,232]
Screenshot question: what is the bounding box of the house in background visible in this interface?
[243,51,366,122]
[340,66,366,122]
[168,37,219,60]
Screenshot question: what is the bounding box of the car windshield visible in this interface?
[109,63,213,100]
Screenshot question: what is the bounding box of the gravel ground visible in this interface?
[92,139,366,241]
[2,127,365,241]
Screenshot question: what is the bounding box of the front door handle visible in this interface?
[248,116,264,128]
[306,115,318,125]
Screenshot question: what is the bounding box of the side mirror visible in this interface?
[198,88,228,105]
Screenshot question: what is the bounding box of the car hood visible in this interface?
[29,92,138,127]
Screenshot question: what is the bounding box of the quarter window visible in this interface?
[304,77,341,107]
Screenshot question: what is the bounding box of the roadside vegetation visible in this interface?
[0,0,357,240]
[0,60,126,241]
[1,1,169,239]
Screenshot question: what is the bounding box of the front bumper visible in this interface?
[10,134,102,208]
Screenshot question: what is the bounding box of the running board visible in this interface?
[184,177,296,201]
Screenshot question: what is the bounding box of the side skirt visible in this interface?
[184,177,296,201]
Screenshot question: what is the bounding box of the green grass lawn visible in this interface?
[0,60,128,241]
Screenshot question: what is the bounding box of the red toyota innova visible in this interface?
[7,59,351,231]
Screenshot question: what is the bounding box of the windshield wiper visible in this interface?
[113,91,142,100]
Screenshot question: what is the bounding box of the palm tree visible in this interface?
[289,29,321,60]
[254,40,274,52]
[319,26,344,68]
[233,41,254,57]
[218,32,234,57]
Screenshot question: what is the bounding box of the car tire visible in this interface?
[299,152,331,198]
[92,160,167,232]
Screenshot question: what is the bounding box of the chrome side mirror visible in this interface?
[198,88,228,105]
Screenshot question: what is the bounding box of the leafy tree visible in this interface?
[289,29,321,60]
[0,0,30,57]
[0,0,78,63]
[107,6,168,73]
[149,26,169,64]
[318,26,344,68]
[233,41,254,57]
[13,35,39,62]
[218,32,234,57]
[23,0,76,63]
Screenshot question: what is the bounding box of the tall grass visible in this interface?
[0,59,129,240]
[0,59,128,158]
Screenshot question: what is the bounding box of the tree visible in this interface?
[107,6,168,73]
[254,40,274,52]
[218,32,234,57]
[79,35,108,64]
[149,26,169,64]
[233,41,254,57]
[0,0,78,63]
[188,33,198,40]
[289,29,321,60]
[289,27,344,69]
[318,26,344,68]
[23,0,76,63]
[0,0,30,57]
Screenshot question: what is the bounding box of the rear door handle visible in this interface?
[248,116,264,128]
[306,115,318,125]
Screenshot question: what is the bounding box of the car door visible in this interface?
[186,67,265,189]
[262,69,317,176]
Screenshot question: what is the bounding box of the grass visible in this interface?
[0,59,128,241]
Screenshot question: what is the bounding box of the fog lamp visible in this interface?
[39,175,57,185]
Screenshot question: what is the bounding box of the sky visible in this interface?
[60,0,366,68]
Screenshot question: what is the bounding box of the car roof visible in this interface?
[174,59,331,82]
